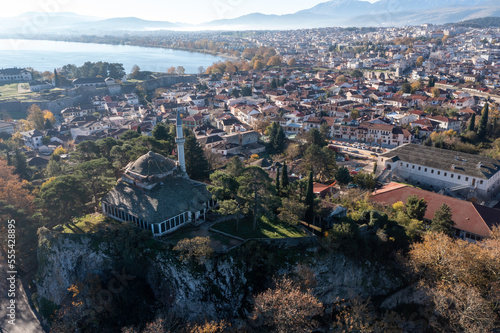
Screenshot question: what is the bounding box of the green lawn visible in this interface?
[61,213,119,234]
[0,83,38,100]
[212,216,306,239]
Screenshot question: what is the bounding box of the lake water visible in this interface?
[0,39,226,74]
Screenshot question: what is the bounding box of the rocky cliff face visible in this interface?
[36,228,401,322]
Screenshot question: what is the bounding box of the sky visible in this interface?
[2,0,378,24]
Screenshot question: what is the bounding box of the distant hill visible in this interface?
[450,16,500,28]
[0,1,500,34]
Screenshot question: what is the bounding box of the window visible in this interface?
[458,175,461,180]
[432,170,434,174]
[418,166,421,171]
[451,174,454,178]
[480,180,483,184]
[444,173,447,177]
[412,165,415,169]
[406,164,409,168]
[400,162,403,166]
[466,177,469,181]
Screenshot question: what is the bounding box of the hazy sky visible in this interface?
[3,0,378,24]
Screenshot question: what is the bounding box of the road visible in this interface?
[0,251,44,333]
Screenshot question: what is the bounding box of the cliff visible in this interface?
[36,228,402,323]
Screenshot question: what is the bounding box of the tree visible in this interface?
[275,167,280,194]
[173,237,213,264]
[36,175,87,225]
[430,203,454,236]
[281,161,289,191]
[405,195,427,221]
[431,87,440,98]
[267,55,281,66]
[217,199,246,232]
[44,118,52,130]
[12,150,30,180]
[53,68,60,87]
[335,75,347,85]
[252,276,322,333]
[230,88,240,98]
[76,158,115,211]
[0,158,34,218]
[307,128,327,147]
[73,140,101,162]
[198,66,205,75]
[287,58,296,67]
[27,104,45,130]
[301,144,336,182]
[253,60,264,70]
[136,126,142,135]
[167,66,176,75]
[467,113,476,132]
[304,171,315,225]
[273,125,286,153]
[225,156,244,178]
[208,171,239,201]
[241,85,252,97]
[131,64,141,79]
[270,78,278,89]
[152,122,171,141]
[416,56,424,67]
[401,82,411,94]
[335,166,352,187]
[278,198,306,225]
[120,130,141,141]
[185,132,210,180]
[408,233,500,332]
[176,66,185,75]
[477,103,489,141]
[237,166,275,230]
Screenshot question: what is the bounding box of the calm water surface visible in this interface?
[0,39,226,73]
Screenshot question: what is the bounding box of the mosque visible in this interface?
[101,111,215,236]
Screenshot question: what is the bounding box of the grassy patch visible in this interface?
[61,213,119,234]
[212,216,306,239]
[0,83,38,101]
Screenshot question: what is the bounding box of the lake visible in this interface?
[0,39,226,74]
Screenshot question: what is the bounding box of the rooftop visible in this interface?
[380,144,500,180]
[102,177,212,225]
[127,151,177,178]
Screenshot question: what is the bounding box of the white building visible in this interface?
[0,68,32,82]
[378,144,500,200]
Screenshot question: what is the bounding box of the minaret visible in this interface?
[175,110,187,174]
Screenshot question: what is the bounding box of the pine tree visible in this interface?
[44,118,53,130]
[137,126,142,135]
[430,204,455,237]
[304,171,315,226]
[477,103,489,140]
[275,166,280,194]
[467,113,476,132]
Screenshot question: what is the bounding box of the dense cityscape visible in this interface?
[0,10,499,333]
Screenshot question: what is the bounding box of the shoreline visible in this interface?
[0,37,241,62]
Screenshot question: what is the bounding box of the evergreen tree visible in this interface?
[281,161,289,190]
[275,166,280,194]
[226,156,244,178]
[430,204,455,237]
[6,152,12,166]
[44,118,53,130]
[152,123,171,141]
[335,166,352,187]
[405,195,427,221]
[271,78,278,89]
[304,171,315,225]
[137,126,142,135]
[185,132,210,180]
[477,103,489,140]
[53,68,60,87]
[13,150,30,180]
[273,125,285,153]
[468,113,476,132]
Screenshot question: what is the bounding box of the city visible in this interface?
[0,2,499,333]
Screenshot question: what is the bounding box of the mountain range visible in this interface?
[0,0,499,34]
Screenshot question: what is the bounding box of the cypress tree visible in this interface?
[275,166,280,194]
[304,171,315,226]
[477,103,489,140]
[137,126,142,135]
[467,113,476,132]
[273,125,285,153]
[281,161,289,189]
[53,68,60,87]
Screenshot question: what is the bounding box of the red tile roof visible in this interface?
[370,183,499,238]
